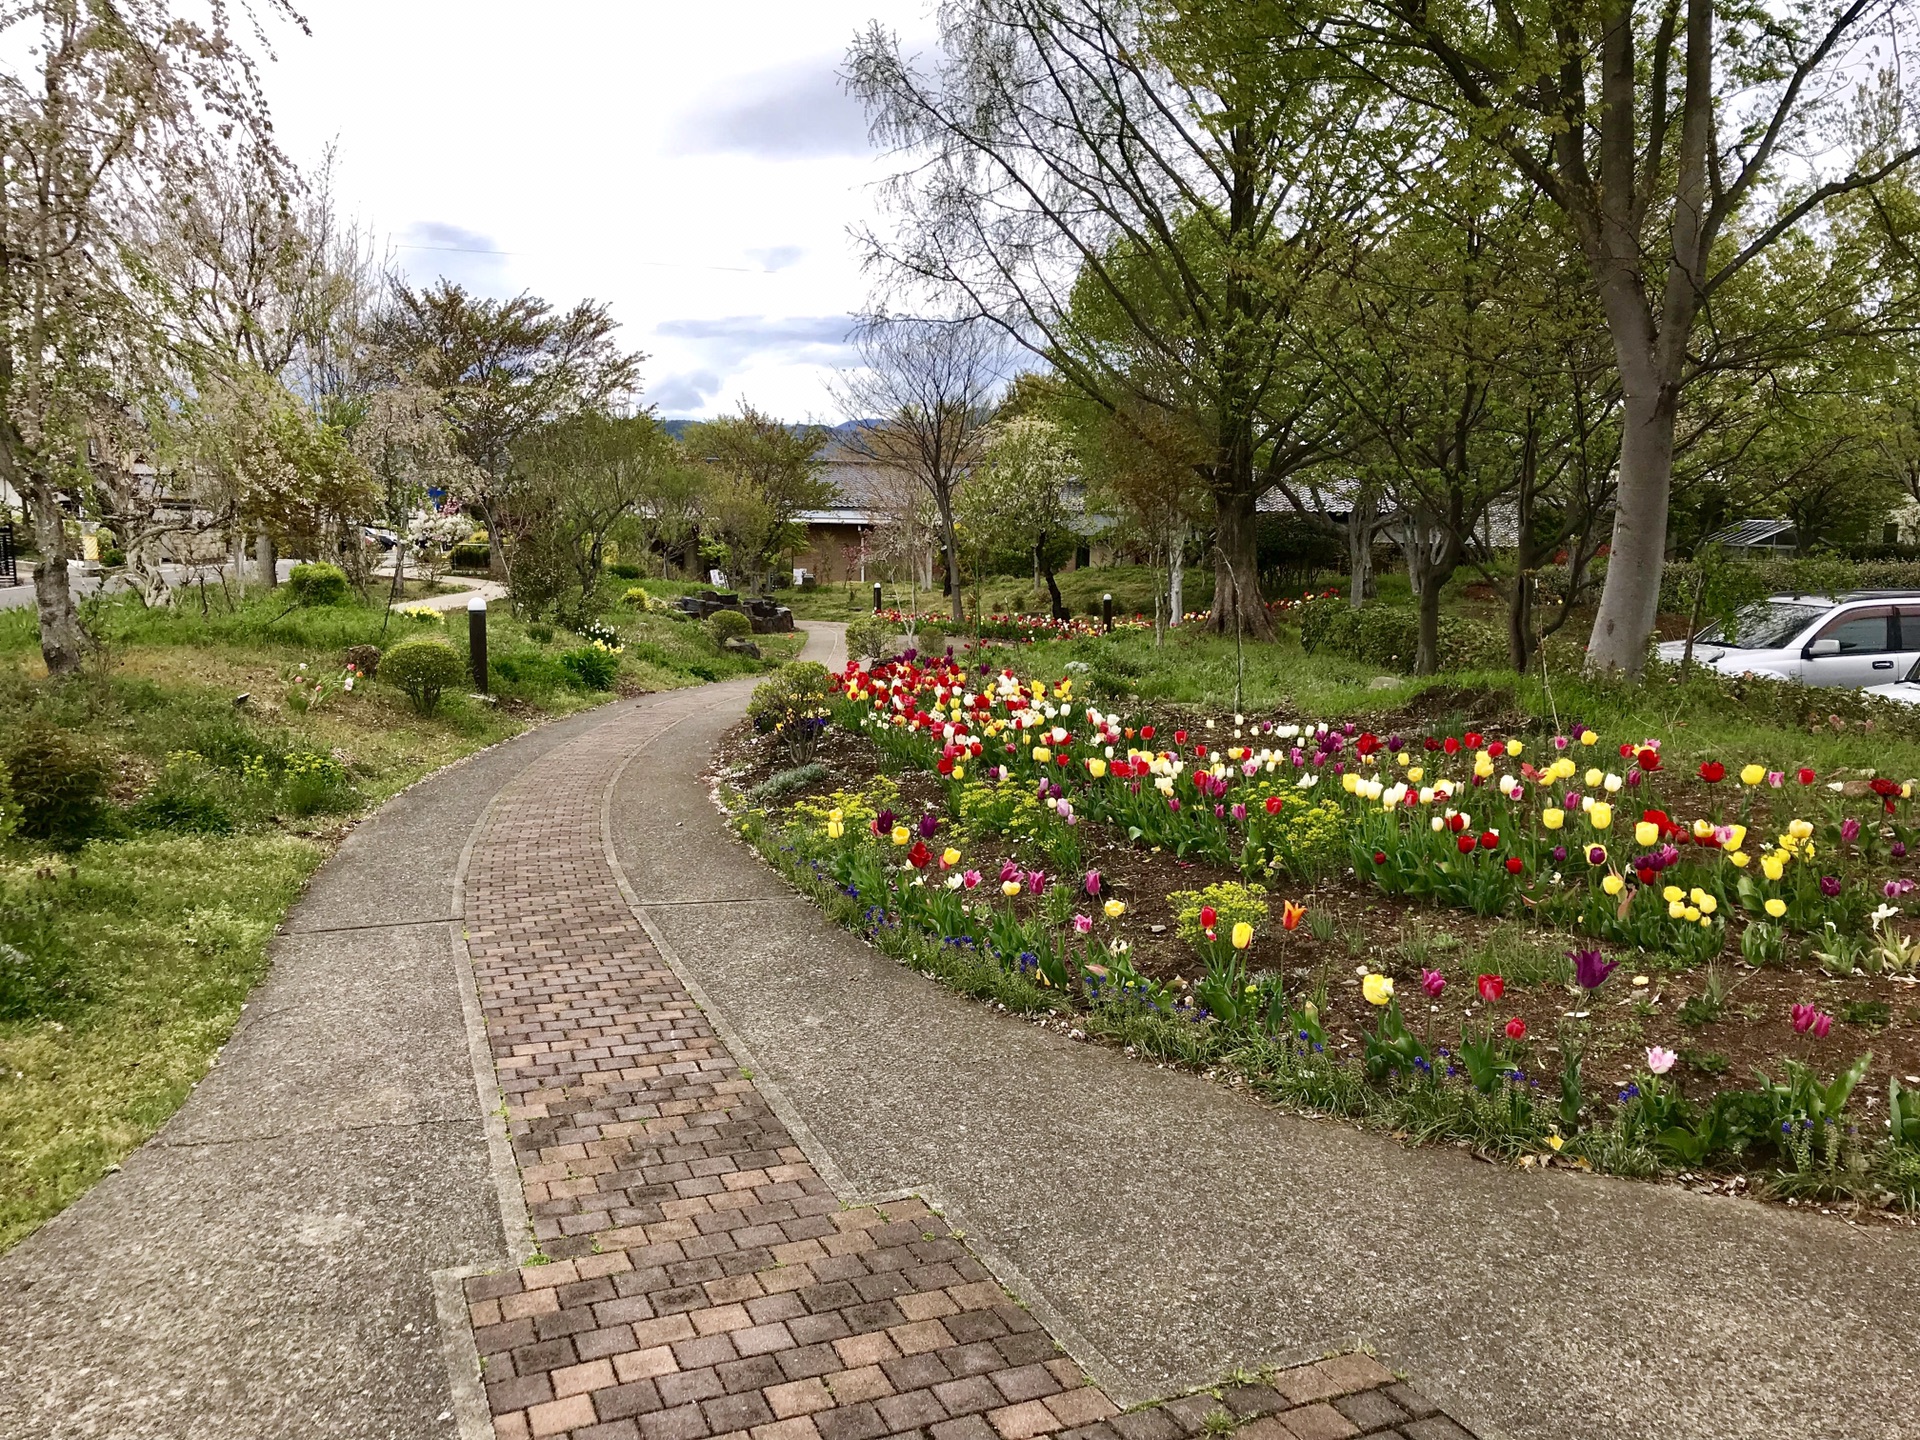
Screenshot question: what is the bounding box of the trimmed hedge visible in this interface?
[287,562,351,607]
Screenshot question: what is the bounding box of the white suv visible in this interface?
[1656,592,1920,688]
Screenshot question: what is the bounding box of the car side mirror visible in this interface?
[1805,637,1842,659]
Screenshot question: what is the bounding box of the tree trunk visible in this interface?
[256,532,277,588]
[231,527,247,600]
[28,474,84,675]
[1167,523,1184,630]
[1347,491,1377,609]
[1414,559,1446,676]
[937,492,964,624]
[1206,484,1271,639]
[1043,559,1064,619]
[1584,387,1677,676]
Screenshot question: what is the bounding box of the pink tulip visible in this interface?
[1084,870,1102,896]
[1073,913,1093,934]
[962,870,981,889]
[1646,1046,1677,1075]
[1420,969,1445,1000]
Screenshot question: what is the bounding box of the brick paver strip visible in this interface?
[458,694,1474,1440]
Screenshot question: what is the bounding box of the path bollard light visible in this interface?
[873,582,883,613]
[468,594,489,695]
[1102,593,1113,633]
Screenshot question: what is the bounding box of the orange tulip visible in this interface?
[1282,900,1306,931]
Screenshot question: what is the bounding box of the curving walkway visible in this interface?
[4,622,1918,1440]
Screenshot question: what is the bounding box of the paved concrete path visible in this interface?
[0,704,621,1440]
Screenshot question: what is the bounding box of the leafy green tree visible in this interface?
[957,415,1080,616]
[508,411,678,609]
[371,282,643,577]
[1323,0,1920,675]
[682,407,830,593]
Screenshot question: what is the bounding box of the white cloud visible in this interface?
[264,0,939,420]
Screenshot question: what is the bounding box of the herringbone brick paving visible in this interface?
[458,692,1475,1440]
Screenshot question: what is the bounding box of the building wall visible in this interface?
[797,523,872,584]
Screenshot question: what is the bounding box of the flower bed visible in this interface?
[723,652,1920,1213]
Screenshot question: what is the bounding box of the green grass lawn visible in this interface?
[0,580,795,1251]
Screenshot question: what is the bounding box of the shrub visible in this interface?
[747,662,832,763]
[287,562,351,607]
[845,614,894,660]
[100,545,126,568]
[449,541,491,570]
[381,636,467,714]
[622,586,652,607]
[909,623,947,655]
[0,764,17,845]
[344,642,382,679]
[1167,881,1270,948]
[4,725,112,846]
[1296,599,1505,673]
[608,561,643,579]
[707,609,753,645]
[559,642,621,691]
[749,761,830,804]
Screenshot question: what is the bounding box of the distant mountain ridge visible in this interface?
[659,417,877,441]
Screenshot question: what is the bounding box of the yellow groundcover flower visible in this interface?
[1362,973,1394,1006]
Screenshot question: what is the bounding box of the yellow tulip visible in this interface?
[942,847,961,867]
[892,826,910,846]
[1740,764,1765,786]
[1699,895,1717,915]
[1761,854,1786,882]
[1342,772,1361,794]
[1788,818,1814,840]
[1104,899,1125,919]
[1667,900,1687,919]
[1635,821,1660,847]
[1231,921,1254,950]
[1508,740,1524,757]
[1362,973,1394,1006]
[1408,766,1425,784]
[1088,758,1106,778]
[953,766,965,780]
[1663,885,1684,903]
[1001,880,1022,897]
[1032,746,1051,763]
[1580,729,1597,746]
[1730,850,1750,868]
[1765,897,1787,918]
[1683,905,1700,922]
[1589,803,1613,830]
[1585,768,1603,788]
[1542,808,1565,830]
[1602,874,1625,896]
[827,821,844,839]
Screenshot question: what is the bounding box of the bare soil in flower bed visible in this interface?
[717,718,1920,1121]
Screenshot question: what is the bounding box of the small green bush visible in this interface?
[527,622,555,645]
[0,764,18,845]
[909,623,946,654]
[1296,599,1505,673]
[381,636,467,714]
[100,546,126,568]
[281,750,354,816]
[707,609,753,645]
[749,761,830,804]
[449,542,491,570]
[4,725,112,846]
[608,561,643,580]
[845,615,894,660]
[287,562,351,607]
[748,662,832,762]
[559,642,621,691]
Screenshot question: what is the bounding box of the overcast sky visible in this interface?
[268,1,939,421]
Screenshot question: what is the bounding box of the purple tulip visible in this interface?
[1552,845,1568,863]
[1626,770,1642,788]
[875,808,897,834]
[1841,817,1862,843]
[1820,875,1842,898]
[1571,948,1619,990]
[1895,841,1909,859]
[919,813,940,840]
[1231,802,1247,822]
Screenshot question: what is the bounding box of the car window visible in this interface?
[1812,607,1894,654]
[1703,601,1828,649]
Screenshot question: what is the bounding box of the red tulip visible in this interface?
[908,841,932,869]
[1199,905,1218,929]
[1636,747,1660,772]
[1464,732,1483,749]
[1797,767,1815,785]
[1448,813,1467,833]
[1141,725,1155,740]
[1505,1017,1527,1040]
[1174,729,1187,744]
[1505,855,1524,874]
[1488,741,1505,759]
[1264,795,1283,815]
[1698,761,1725,783]
[1444,736,1460,755]
[1479,830,1499,850]
[1372,850,1387,865]
[1477,973,1504,1003]
[1457,834,1475,854]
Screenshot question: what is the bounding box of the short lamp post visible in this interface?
[1102,593,1114,633]
[873,582,883,614]
[468,594,489,695]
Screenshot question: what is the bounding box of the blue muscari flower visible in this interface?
[1782,1120,1793,1134]
[1618,1082,1641,1102]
